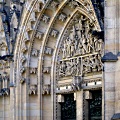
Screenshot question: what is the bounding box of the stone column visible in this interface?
[103,62,116,120]
[9,61,15,120]
[103,0,119,119]
[115,0,120,114]
[115,57,120,113]
[76,90,83,120]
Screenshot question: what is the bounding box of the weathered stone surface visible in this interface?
[0,0,119,120]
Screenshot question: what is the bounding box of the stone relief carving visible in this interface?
[24,31,30,42]
[0,88,10,96]
[42,14,50,23]
[59,13,67,22]
[45,47,53,55]
[20,66,25,75]
[58,15,103,78]
[59,58,82,77]
[71,76,81,91]
[19,76,25,84]
[30,12,36,22]
[51,29,59,38]
[43,67,51,73]
[85,91,92,100]
[69,0,79,8]
[42,84,51,95]
[34,2,41,12]
[0,41,8,56]
[35,31,43,39]
[30,68,37,74]
[29,85,37,95]
[26,21,32,31]
[31,49,39,57]
[20,55,26,63]
[57,94,64,103]
[2,72,9,89]
[21,42,27,53]
[51,1,59,8]
[84,1,93,13]
[0,72,10,95]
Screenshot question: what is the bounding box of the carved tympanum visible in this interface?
[58,14,103,78]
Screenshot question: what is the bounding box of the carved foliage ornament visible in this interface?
[58,14,103,78]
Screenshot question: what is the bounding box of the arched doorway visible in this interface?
[14,0,104,120]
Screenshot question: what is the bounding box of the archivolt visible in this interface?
[14,0,101,119]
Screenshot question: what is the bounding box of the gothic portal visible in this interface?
[0,0,120,120]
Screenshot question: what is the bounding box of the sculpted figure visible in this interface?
[62,39,67,58]
[96,54,102,71]
[81,34,87,54]
[59,61,66,77]
[71,41,75,57]
[78,15,86,37]
[87,34,94,53]
[71,59,77,76]
[90,55,97,72]
[77,39,83,55]
[84,20,90,38]
[66,37,72,57]
[98,39,103,52]
[93,37,98,52]
[83,57,91,74]
[66,61,73,76]
[76,58,81,76]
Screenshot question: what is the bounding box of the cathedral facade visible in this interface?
[0,0,120,120]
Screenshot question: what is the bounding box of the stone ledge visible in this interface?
[111,113,120,120]
[102,52,118,62]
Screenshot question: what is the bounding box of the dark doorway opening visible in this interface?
[89,90,102,120]
[61,93,76,120]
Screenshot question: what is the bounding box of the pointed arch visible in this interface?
[14,0,103,119]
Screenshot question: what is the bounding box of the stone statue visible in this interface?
[66,61,72,76]
[66,37,72,57]
[84,20,90,38]
[76,57,81,76]
[93,37,98,52]
[70,41,75,57]
[62,39,67,58]
[59,61,66,77]
[81,34,87,54]
[98,39,103,52]
[83,57,92,74]
[86,34,94,53]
